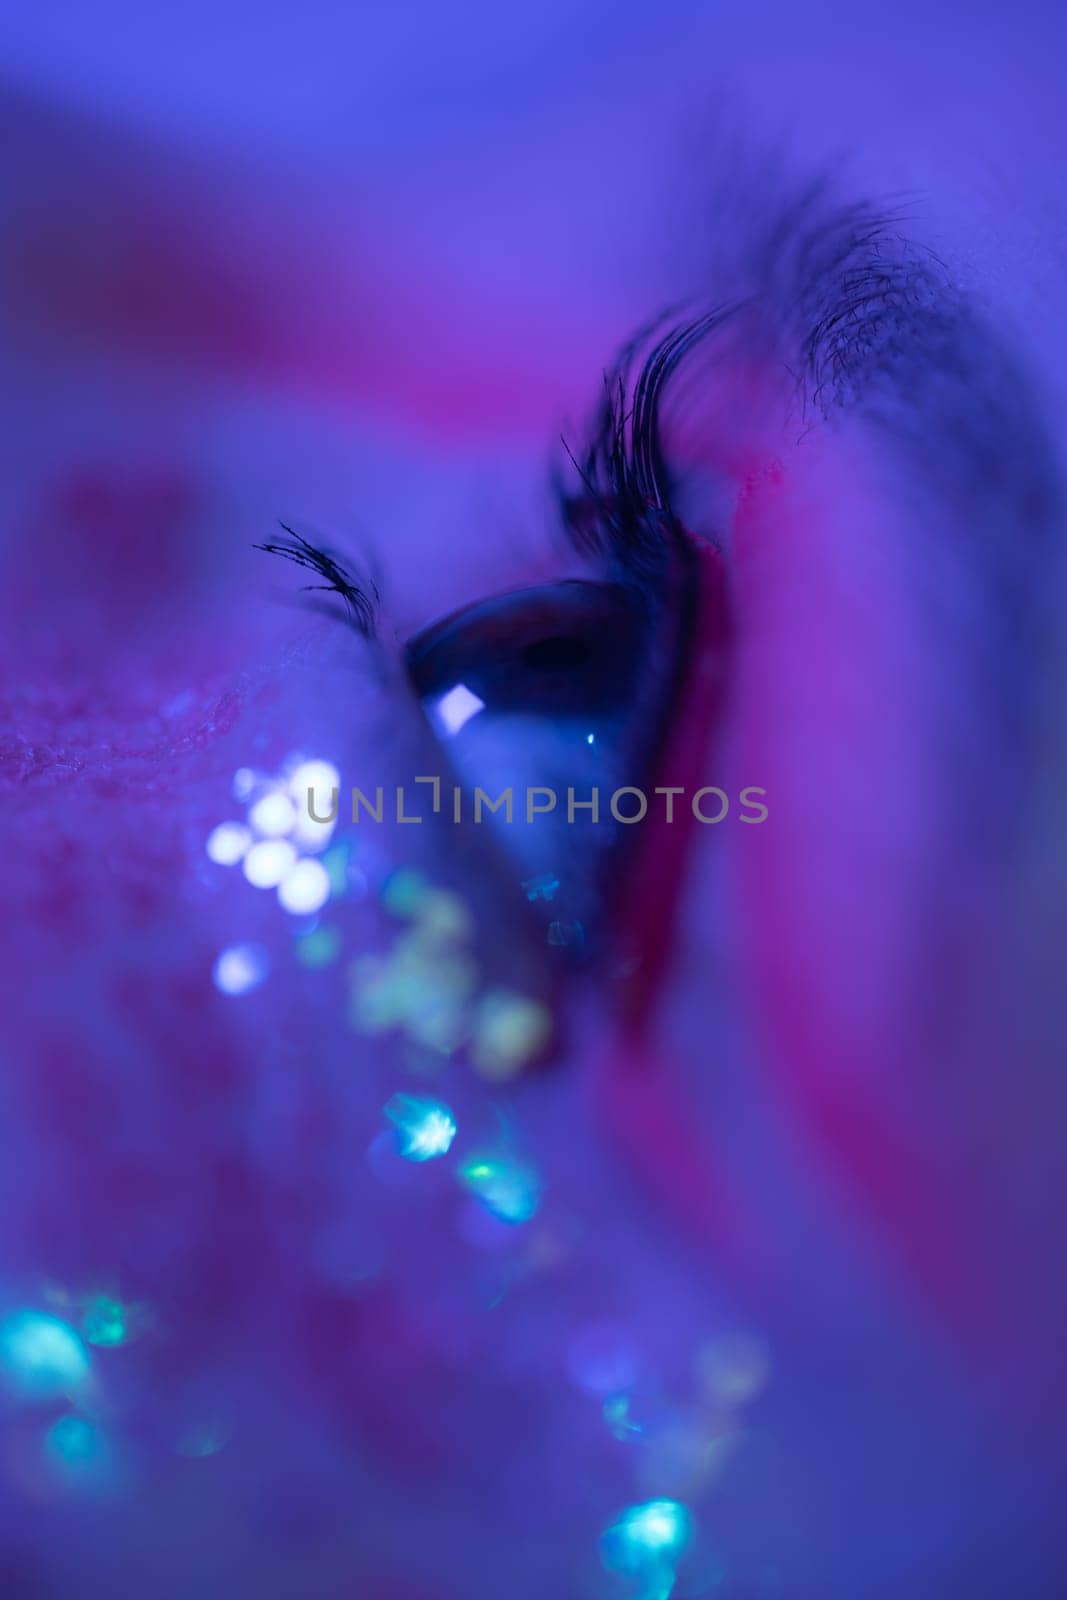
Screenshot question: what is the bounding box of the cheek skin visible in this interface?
[585,544,778,1293]
[729,430,1038,1376]
[609,542,733,1031]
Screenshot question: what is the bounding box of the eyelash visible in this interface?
[251,317,724,962]
[254,523,381,637]
[255,307,727,628]
[556,308,732,579]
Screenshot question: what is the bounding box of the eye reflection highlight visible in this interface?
[432,682,486,735]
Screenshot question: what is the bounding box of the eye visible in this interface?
[405,575,691,957]
[407,581,651,719]
[258,315,727,976]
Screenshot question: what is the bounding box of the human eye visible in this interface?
[262,321,732,991]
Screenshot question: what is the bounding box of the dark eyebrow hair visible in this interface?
[774,193,1055,498]
[781,197,1062,757]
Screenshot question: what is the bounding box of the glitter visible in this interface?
[350,939,476,1053]
[384,1093,457,1161]
[277,858,331,916]
[349,955,403,1032]
[243,839,297,888]
[46,1414,99,1465]
[457,1154,541,1224]
[351,876,479,1050]
[522,871,560,902]
[294,925,342,968]
[603,1394,644,1440]
[470,989,552,1079]
[432,683,485,735]
[44,1413,114,1489]
[322,840,354,897]
[205,822,252,866]
[82,1296,127,1347]
[415,889,473,942]
[600,1389,677,1444]
[213,943,270,995]
[404,986,471,1053]
[0,1311,90,1398]
[248,790,296,838]
[380,868,430,917]
[601,1499,692,1585]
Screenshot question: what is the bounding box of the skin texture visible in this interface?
[2,4,1066,1595]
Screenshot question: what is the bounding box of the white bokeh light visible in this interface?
[243,839,297,888]
[288,759,341,807]
[288,759,340,852]
[205,822,252,866]
[290,810,337,852]
[213,943,270,995]
[277,858,331,916]
[248,790,297,838]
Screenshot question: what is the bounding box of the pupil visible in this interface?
[522,636,591,672]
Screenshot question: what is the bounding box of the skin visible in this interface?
[2,4,1065,1595]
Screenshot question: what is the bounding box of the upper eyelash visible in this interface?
[254,524,380,637]
[255,311,718,626]
[253,208,948,611]
[557,305,739,579]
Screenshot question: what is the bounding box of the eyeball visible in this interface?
[406,579,685,955]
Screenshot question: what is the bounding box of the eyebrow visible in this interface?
[780,194,1055,501]
[774,194,1062,755]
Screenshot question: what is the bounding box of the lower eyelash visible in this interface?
[255,524,381,637]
